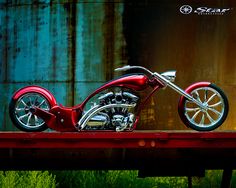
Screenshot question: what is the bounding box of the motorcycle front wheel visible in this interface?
[9,92,51,132]
[178,84,228,131]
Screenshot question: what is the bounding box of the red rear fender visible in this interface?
[12,86,57,107]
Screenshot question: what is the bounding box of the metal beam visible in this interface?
[0,131,236,149]
[0,131,235,173]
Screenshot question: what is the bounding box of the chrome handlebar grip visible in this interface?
[114,65,153,75]
[114,65,131,72]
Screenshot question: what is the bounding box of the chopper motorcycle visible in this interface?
[9,65,228,132]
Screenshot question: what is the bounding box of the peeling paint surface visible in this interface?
[123,1,236,130]
[0,1,125,130]
[1,0,236,131]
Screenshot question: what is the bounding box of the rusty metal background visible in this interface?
[1,0,236,131]
[123,0,236,131]
[0,1,125,130]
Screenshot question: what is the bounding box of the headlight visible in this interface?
[161,70,176,82]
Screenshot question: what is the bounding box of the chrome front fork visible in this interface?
[154,72,206,109]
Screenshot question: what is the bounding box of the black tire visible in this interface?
[9,92,50,132]
[179,84,229,131]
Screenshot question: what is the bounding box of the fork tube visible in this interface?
[154,72,205,108]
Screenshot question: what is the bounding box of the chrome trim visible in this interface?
[98,92,114,100]
[153,72,205,109]
[184,87,225,128]
[86,114,108,126]
[78,103,136,130]
[78,104,101,126]
[161,71,176,82]
[115,65,154,75]
[123,92,139,102]
[115,66,205,109]
[116,113,135,132]
[15,93,50,129]
[114,65,131,72]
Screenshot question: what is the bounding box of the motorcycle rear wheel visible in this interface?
[9,92,51,132]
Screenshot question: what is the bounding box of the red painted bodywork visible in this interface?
[33,106,78,132]
[12,86,78,131]
[47,106,78,131]
[12,74,156,132]
[181,82,211,94]
[12,86,57,106]
[11,78,213,132]
[178,82,211,127]
[80,74,149,108]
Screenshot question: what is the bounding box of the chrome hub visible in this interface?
[184,87,225,128]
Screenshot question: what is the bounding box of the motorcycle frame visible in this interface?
[12,66,210,132]
[78,74,168,131]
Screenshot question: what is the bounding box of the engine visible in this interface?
[84,91,139,131]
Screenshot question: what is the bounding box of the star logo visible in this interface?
[180,5,193,14]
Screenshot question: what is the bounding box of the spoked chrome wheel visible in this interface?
[9,93,50,132]
[179,84,228,131]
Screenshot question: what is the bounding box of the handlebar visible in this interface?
[114,65,131,72]
[115,65,177,84]
[114,65,153,75]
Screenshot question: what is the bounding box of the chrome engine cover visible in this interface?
[113,113,135,132]
[80,91,138,131]
[86,114,109,127]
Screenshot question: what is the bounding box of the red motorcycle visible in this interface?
[9,65,228,132]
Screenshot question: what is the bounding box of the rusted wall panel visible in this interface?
[123,0,236,131]
[2,0,236,132]
[0,1,124,6]
[0,2,125,130]
[75,3,105,82]
[1,4,71,83]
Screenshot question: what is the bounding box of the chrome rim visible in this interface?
[15,93,50,129]
[184,87,225,128]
